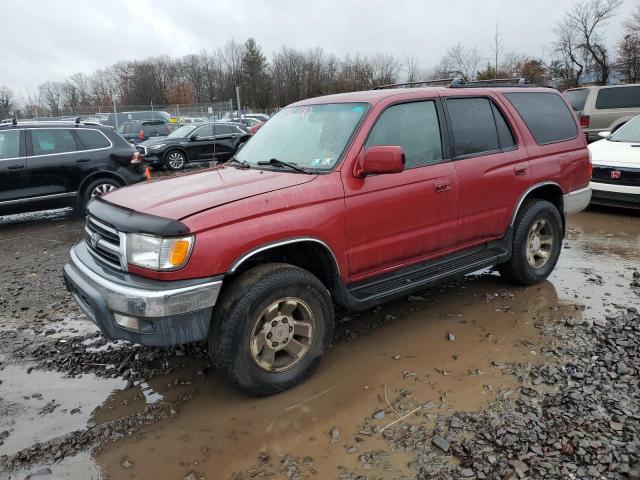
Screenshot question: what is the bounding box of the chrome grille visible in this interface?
[85,216,123,270]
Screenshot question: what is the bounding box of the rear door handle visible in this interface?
[76,158,90,163]
[514,165,528,176]
[8,164,24,170]
[435,179,450,192]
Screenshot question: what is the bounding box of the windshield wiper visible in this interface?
[257,158,310,174]
[228,156,251,169]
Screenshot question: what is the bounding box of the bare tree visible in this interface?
[560,0,623,85]
[617,5,640,83]
[439,44,482,80]
[0,86,15,120]
[492,20,505,76]
[403,54,422,82]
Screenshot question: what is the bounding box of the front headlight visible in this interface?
[125,233,194,271]
[148,144,166,150]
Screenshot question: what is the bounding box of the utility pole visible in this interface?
[113,98,118,130]
[235,86,242,121]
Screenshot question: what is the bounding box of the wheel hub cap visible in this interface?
[250,297,314,372]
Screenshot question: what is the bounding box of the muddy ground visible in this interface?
[0,200,638,479]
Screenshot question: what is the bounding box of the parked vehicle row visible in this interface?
[136,122,252,170]
[564,83,640,142]
[63,82,591,395]
[0,120,144,215]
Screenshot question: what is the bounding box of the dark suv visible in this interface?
[118,120,170,144]
[0,121,145,215]
[136,122,251,170]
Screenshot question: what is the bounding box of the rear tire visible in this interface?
[498,199,562,286]
[81,177,122,208]
[209,263,334,396]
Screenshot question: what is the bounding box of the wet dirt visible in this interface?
[0,205,638,479]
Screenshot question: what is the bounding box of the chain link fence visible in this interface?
[16,100,269,128]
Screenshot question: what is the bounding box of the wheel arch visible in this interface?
[78,171,127,203]
[510,182,565,234]
[164,147,188,162]
[226,238,342,300]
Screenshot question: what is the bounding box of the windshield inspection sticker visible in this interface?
[352,105,365,112]
[322,158,333,165]
[311,158,321,166]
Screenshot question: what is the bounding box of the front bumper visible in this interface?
[563,186,592,215]
[64,242,223,346]
[590,182,640,209]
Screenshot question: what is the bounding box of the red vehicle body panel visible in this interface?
[104,86,590,284]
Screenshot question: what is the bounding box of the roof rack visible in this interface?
[373,78,462,90]
[449,77,533,88]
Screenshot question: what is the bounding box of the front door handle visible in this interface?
[514,165,528,176]
[76,158,90,163]
[435,179,451,192]
[8,164,24,170]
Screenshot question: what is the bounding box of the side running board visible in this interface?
[336,241,510,311]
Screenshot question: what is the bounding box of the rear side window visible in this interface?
[447,98,499,156]
[563,89,589,111]
[76,129,111,149]
[214,125,233,135]
[30,129,78,155]
[505,92,578,145]
[595,86,640,109]
[0,130,21,159]
[365,100,443,168]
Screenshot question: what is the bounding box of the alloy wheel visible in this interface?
[249,297,315,372]
[167,151,185,169]
[90,183,117,198]
[526,218,554,269]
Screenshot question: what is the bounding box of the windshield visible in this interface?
[168,125,197,138]
[608,115,640,143]
[563,89,589,111]
[236,103,369,170]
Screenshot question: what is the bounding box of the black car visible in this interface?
[97,110,172,129]
[117,120,170,144]
[136,122,251,170]
[0,120,145,215]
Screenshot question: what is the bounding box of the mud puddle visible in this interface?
[0,365,124,457]
[95,277,579,479]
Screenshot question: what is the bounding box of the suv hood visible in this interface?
[589,139,640,166]
[103,166,318,221]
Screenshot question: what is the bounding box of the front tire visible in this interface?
[164,150,186,170]
[498,199,562,286]
[209,263,334,396]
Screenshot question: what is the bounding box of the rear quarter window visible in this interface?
[595,86,640,109]
[505,92,578,145]
[76,129,111,149]
[563,89,589,111]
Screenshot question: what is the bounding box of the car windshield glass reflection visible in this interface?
[609,116,640,143]
[168,125,197,138]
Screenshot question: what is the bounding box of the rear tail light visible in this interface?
[131,151,142,164]
[588,149,593,179]
[138,130,145,140]
[580,115,590,128]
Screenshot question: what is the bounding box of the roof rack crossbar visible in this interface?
[373,78,462,90]
[449,77,534,88]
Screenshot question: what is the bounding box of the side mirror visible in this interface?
[236,141,247,152]
[598,131,611,139]
[189,134,199,141]
[354,146,405,178]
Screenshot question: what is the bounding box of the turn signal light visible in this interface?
[169,240,191,267]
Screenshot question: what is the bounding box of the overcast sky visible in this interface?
[2,0,637,94]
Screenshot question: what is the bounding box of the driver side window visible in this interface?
[194,125,213,138]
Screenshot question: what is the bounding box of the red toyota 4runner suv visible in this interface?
[64,81,592,395]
